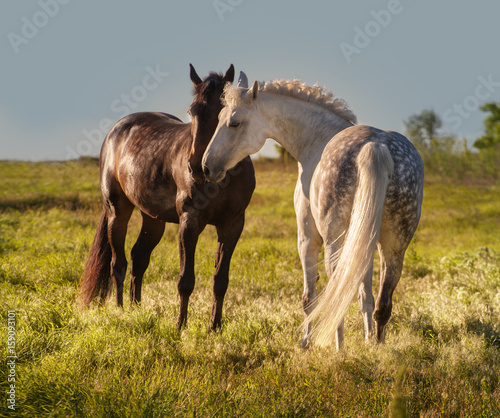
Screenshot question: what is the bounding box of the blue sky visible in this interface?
[2,0,500,160]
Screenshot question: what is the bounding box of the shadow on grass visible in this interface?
[0,194,99,212]
[466,318,500,350]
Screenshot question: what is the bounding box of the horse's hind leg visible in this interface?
[176,211,205,329]
[358,263,375,341]
[130,212,165,304]
[373,227,407,342]
[107,199,134,307]
[209,214,245,330]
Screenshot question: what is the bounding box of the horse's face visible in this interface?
[188,64,234,181]
[203,82,267,183]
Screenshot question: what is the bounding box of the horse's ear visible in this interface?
[250,80,259,99]
[189,63,202,87]
[223,64,235,84]
[237,71,249,88]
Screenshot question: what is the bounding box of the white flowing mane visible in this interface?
[224,79,357,124]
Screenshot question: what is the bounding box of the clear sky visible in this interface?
[2,0,500,160]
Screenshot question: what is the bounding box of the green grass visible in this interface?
[1,159,499,417]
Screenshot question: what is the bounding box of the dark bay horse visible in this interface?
[79,64,256,330]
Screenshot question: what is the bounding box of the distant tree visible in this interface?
[473,102,500,149]
[403,109,442,150]
[404,109,473,178]
[402,106,500,182]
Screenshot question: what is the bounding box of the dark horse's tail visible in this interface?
[78,209,112,306]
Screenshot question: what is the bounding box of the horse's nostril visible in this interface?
[203,166,210,178]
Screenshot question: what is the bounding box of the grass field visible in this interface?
[1,158,499,417]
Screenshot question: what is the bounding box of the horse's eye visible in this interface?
[229,121,240,128]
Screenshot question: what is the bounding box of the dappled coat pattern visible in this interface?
[202,79,424,348]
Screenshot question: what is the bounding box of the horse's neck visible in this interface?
[259,93,352,170]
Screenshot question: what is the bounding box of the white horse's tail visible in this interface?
[307,141,394,347]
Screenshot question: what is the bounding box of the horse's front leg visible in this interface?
[176,210,205,329]
[209,214,245,330]
[295,190,323,347]
[323,242,345,350]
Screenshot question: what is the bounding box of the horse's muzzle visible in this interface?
[202,165,225,183]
